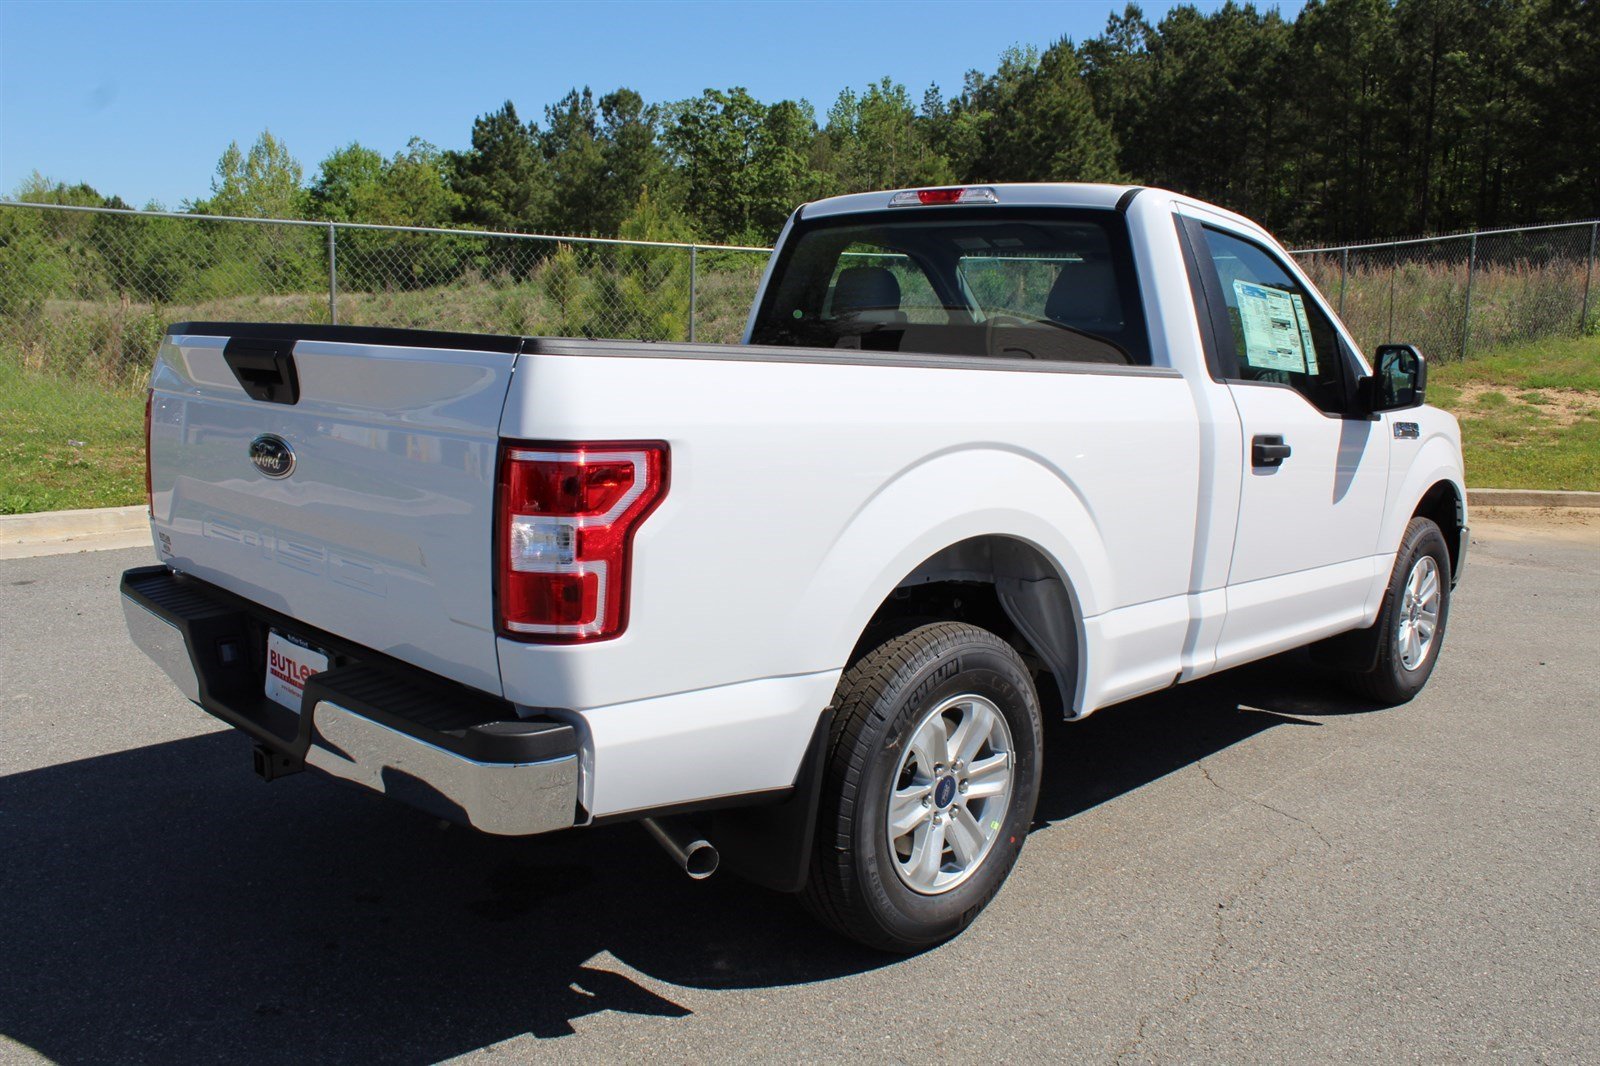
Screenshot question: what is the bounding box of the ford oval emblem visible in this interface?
[249,434,295,479]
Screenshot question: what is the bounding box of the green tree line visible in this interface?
[10,0,1600,247]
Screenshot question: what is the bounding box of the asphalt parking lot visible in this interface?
[2,515,1596,1064]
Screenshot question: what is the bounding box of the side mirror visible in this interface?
[1364,343,1427,413]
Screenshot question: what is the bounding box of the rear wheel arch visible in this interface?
[726,528,1088,889]
[789,447,1112,688]
[726,533,1090,896]
[849,535,1085,718]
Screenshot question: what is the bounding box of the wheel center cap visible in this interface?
[933,775,958,809]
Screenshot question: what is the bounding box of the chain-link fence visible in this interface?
[1289,220,1599,362]
[2,199,1597,513]
[0,200,772,512]
[0,200,771,379]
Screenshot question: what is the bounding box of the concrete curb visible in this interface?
[0,506,150,561]
[1467,489,1600,509]
[2,505,148,544]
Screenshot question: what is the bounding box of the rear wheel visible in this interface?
[1342,517,1453,705]
[801,622,1042,952]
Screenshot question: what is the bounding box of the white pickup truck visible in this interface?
[124,183,1466,951]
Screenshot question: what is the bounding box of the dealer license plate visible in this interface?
[265,630,329,713]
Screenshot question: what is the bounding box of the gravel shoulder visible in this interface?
[1472,505,1600,544]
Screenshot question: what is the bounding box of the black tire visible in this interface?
[1342,516,1453,705]
[800,622,1043,953]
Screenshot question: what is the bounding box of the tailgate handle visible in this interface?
[223,337,300,405]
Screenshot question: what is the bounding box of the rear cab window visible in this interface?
[750,207,1151,366]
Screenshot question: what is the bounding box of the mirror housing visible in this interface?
[1362,343,1427,413]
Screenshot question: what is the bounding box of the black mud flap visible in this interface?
[710,708,833,894]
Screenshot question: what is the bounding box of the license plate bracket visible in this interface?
[265,629,329,714]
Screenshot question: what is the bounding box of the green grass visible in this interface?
[1430,335,1600,491]
[1430,334,1600,393]
[0,362,145,514]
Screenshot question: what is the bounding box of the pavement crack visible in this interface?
[1114,763,1331,1063]
[1113,839,1304,1064]
[1197,760,1333,850]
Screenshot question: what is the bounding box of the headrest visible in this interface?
[831,267,902,315]
[1045,260,1119,326]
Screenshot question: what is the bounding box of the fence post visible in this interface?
[688,244,698,343]
[327,225,338,325]
[1582,222,1597,336]
[1461,232,1477,361]
[1339,246,1348,317]
[1387,249,1398,343]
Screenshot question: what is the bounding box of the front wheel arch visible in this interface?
[1413,479,1465,582]
[1317,516,1453,703]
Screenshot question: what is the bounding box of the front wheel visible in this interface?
[800,622,1043,952]
[1342,516,1453,704]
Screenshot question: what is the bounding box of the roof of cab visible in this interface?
[798,182,1143,220]
[794,183,1283,254]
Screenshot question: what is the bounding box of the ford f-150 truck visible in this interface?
[123,183,1466,951]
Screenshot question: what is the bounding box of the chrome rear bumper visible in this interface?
[120,566,579,836]
[124,596,201,703]
[303,702,578,836]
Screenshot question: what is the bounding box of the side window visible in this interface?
[1197,226,1351,414]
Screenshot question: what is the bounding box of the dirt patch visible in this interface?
[1455,382,1600,427]
[1471,505,1600,544]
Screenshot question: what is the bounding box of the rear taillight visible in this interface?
[496,441,668,643]
[143,388,154,518]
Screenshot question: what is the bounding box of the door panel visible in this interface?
[1177,219,1393,664]
[1225,384,1389,585]
[1214,384,1390,668]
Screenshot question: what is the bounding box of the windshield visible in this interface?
[748,208,1149,365]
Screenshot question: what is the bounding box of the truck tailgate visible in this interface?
[148,324,521,695]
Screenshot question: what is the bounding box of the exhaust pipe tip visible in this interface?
[641,817,719,880]
[682,839,719,880]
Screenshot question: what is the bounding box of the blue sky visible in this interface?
[1,0,1301,209]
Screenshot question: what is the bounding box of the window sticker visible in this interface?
[1289,293,1319,373]
[1233,280,1309,374]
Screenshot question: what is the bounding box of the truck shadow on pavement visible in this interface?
[1031,651,1380,827]
[0,654,1381,1064]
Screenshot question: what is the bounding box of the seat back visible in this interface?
[1045,259,1121,331]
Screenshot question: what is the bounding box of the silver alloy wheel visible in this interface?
[1397,554,1442,671]
[886,693,1015,895]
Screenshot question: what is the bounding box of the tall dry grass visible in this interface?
[1296,255,1594,361]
